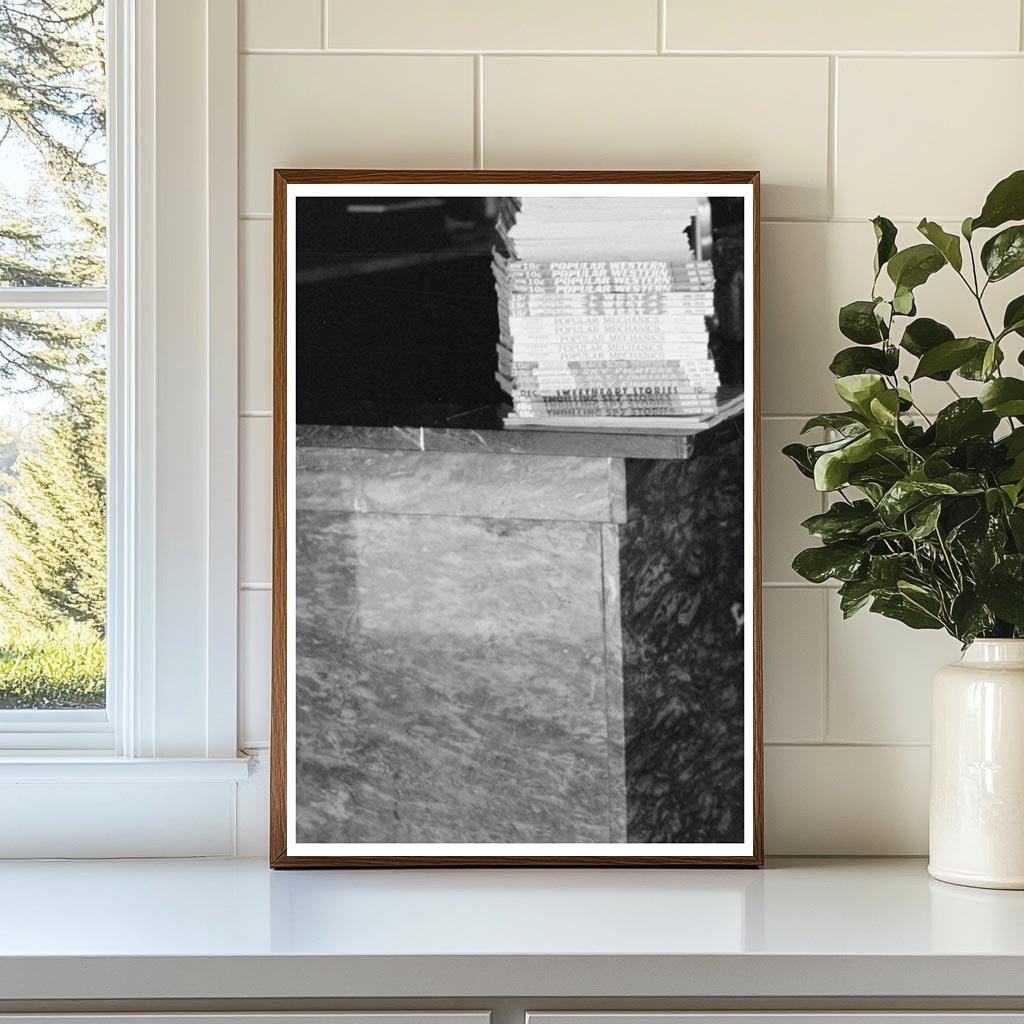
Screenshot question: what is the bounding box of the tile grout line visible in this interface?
[237,47,1024,57]
[819,432,832,741]
[240,214,964,225]
[820,587,831,742]
[321,0,329,50]
[827,55,838,220]
[474,55,484,169]
[762,581,841,589]
[1021,0,1024,51]
[766,740,931,748]
[657,0,666,53]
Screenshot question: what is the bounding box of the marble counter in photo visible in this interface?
[293,418,746,846]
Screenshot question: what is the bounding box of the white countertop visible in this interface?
[2,857,1024,1002]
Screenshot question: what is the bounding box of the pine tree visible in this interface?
[0,0,106,392]
[0,1,107,645]
[0,371,105,633]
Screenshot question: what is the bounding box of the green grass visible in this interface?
[0,621,105,709]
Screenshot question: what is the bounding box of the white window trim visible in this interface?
[0,0,249,853]
[0,21,117,752]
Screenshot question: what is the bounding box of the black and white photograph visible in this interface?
[272,171,762,866]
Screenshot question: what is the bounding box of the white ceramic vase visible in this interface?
[929,639,1024,889]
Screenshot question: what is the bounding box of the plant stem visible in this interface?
[977,295,998,342]
[901,381,933,426]
[968,236,981,298]
[936,528,965,592]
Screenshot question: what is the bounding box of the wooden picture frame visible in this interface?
[271,170,762,867]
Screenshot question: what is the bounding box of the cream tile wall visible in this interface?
[235,0,1024,854]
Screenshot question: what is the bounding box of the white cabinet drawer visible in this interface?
[529,1016,1024,1024]
[0,1015,489,1024]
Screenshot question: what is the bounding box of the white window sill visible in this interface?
[0,754,252,782]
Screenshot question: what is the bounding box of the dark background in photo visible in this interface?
[294,196,744,429]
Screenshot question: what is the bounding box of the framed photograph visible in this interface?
[271,170,762,867]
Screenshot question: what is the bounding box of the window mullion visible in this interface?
[0,287,108,310]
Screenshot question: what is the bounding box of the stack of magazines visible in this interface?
[493,196,725,431]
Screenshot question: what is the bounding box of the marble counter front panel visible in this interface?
[295,509,627,844]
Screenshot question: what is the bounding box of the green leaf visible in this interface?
[829,345,899,378]
[911,337,988,381]
[800,501,879,543]
[971,169,1024,232]
[839,299,886,345]
[1009,508,1024,547]
[872,216,898,278]
[838,578,881,618]
[950,593,995,644]
[843,431,887,463]
[982,341,1001,381]
[918,450,955,479]
[933,398,998,444]
[810,434,864,456]
[1006,427,1024,456]
[985,486,1008,514]
[953,437,1005,472]
[868,389,902,430]
[896,582,947,623]
[900,317,954,359]
[981,225,1024,282]
[933,470,987,494]
[1000,464,1024,497]
[868,552,915,587]
[871,594,943,630]
[850,448,910,481]
[976,577,1024,629]
[792,542,866,584]
[1002,295,1024,339]
[835,373,886,413]
[980,378,1024,418]
[962,216,974,241]
[877,479,958,524]
[960,344,1004,381]
[998,438,1024,487]
[950,503,1007,574]
[814,450,850,491]
[892,286,916,316]
[887,243,946,291]
[855,481,885,504]
[917,218,963,272]
[782,442,814,479]
[800,413,866,435]
[908,500,942,539]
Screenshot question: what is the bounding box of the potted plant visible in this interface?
[785,169,1024,889]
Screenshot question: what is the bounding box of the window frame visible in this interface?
[0,0,247,856]
[0,3,117,749]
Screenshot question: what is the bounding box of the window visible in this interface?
[0,1,109,734]
[0,0,244,858]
